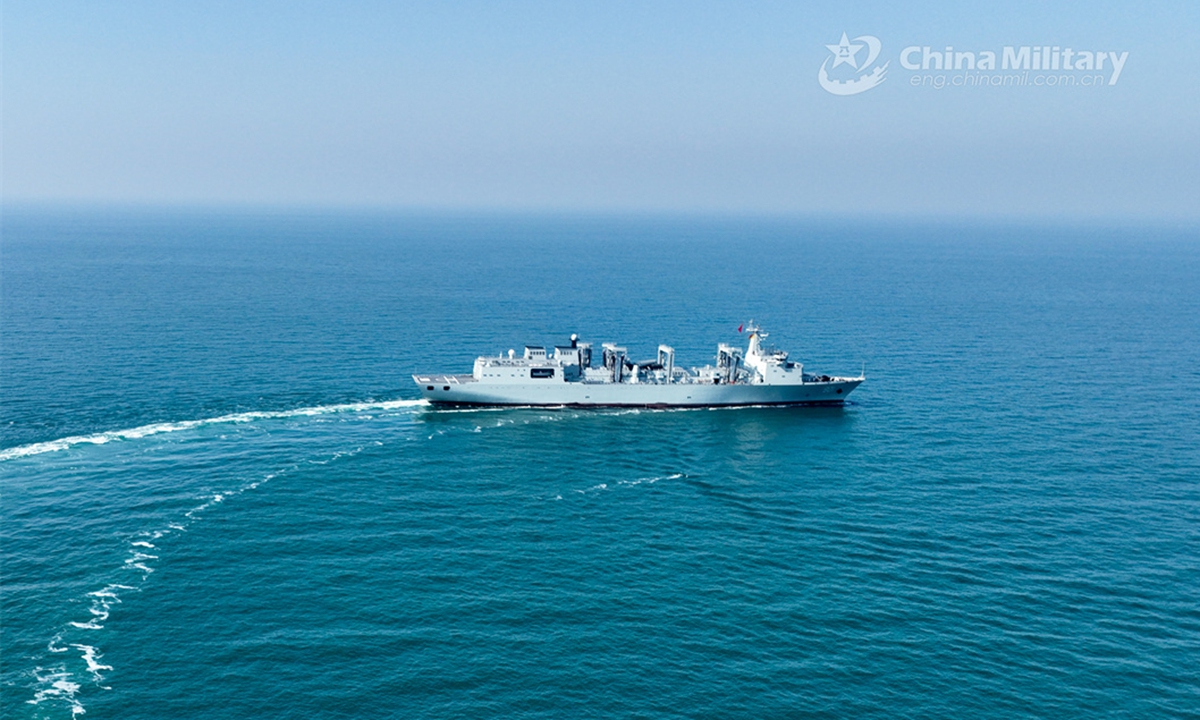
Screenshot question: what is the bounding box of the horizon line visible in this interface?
[4,201,1199,229]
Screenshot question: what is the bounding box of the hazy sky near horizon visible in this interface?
[4,1,1199,219]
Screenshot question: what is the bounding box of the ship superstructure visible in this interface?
[413,323,863,407]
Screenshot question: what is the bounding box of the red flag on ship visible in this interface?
[737,324,743,333]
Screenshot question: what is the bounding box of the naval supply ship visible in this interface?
[413,323,863,407]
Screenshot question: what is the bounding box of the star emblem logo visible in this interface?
[817,32,888,96]
[826,32,864,69]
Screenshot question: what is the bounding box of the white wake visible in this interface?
[0,399,428,462]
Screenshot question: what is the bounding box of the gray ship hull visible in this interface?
[414,375,862,407]
[414,324,864,408]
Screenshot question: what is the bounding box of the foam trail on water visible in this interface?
[23,473,266,715]
[568,472,686,498]
[619,472,685,487]
[23,444,372,716]
[27,667,85,718]
[0,398,428,461]
[71,644,113,679]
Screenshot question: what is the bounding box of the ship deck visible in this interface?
[414,374,475,386]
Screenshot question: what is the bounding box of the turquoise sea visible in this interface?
[2,209,1198,718]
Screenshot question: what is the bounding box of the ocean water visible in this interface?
[2,209,1198,719]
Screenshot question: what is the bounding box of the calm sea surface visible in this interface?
[2,209,1198,718]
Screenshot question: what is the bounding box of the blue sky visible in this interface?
[4,1,1198,219]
